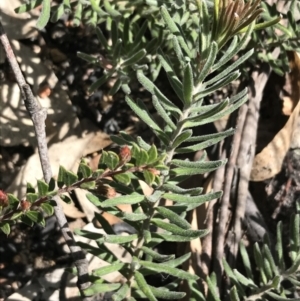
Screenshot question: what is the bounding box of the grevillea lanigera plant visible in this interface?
[2,0,296,300]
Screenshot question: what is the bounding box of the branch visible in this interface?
[0,21,92,301]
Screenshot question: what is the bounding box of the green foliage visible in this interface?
[247,0,300,76]
[4,0,299,300]
[220,214,300,301]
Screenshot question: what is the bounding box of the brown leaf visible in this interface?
[251,51,300,181]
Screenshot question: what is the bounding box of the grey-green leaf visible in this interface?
[84,283,121,297]
[93,263,127,277]
[36,0,51,30]
[139,260,199,281]
[156,206,191,230]
[183,63,193,105]
[163,191,222,205]
[100,194,144,208]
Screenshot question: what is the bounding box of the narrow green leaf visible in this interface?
[117,212,148,222]
[186,99,229,124]
[262,244,278,276]
[172,35,184,62]
[122,49,147,68]
[206,49,254,87]
[254,243,267,284]
[109,78,122,95]
[137,137,151,151]
[284,254,300,275]
[96,27,109,51]
[233,269,256,287]
[136,71,181,116]
[146,191,164,203]
[266,292,300,301]
[239,242,253,279]
[152,231,209,242]
[86,193,103,207]
[51,4,65,23]
[110,135,128,146]
[135,271,158,301]
[151,218,205,238]
[160,6,192,57]
[150,286,185,300]
[157,51,184,103]
[163,191,222,205]
[103,0,121,17]
[172,158,226,169]
[186,92,247,128]
[206,275,221,301]
[212,22,254,71]
[177,129,234,154]
[77,241,118,263]
[73,2,83,26]
[143,230,152,244]
[101,194,144,208]
[229,286,240,301]
[90,0,108,17]
[172,160,226,176]
[41,203,54,216]
[156,206,191,230]
[276,221,285,270]
[197,41,218,84]
[195,71,240,100]
[89,71,114,94]
[84,283,121,297]
[15,0,43,13]
[125,96,163,134]
[141,246,175,262]
[121,84,131,95]
[139,260,199,281]
[93,263,126,277]
[77,52,97,64]
[94,211,115,235]
[0,223,10,235]
[36,0,51,29]
[172,130,192,148]
[112,283,130,301]
[162,183,203,195]
[183,63,193,105]
[223,258,248,297]
[152,96,176,130]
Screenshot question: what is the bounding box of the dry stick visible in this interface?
[200,147,226,279]
[213,102,248,285]
[226,47,280,267]
[0,22,92,301]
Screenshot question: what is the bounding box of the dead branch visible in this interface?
[0,21,92,301]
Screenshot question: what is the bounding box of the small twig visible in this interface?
[0,22,92,300]
[213,102,248,283]
[200,146,226,279]
[226,48,280,268]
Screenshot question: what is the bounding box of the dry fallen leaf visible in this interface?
[251,51,300,181]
